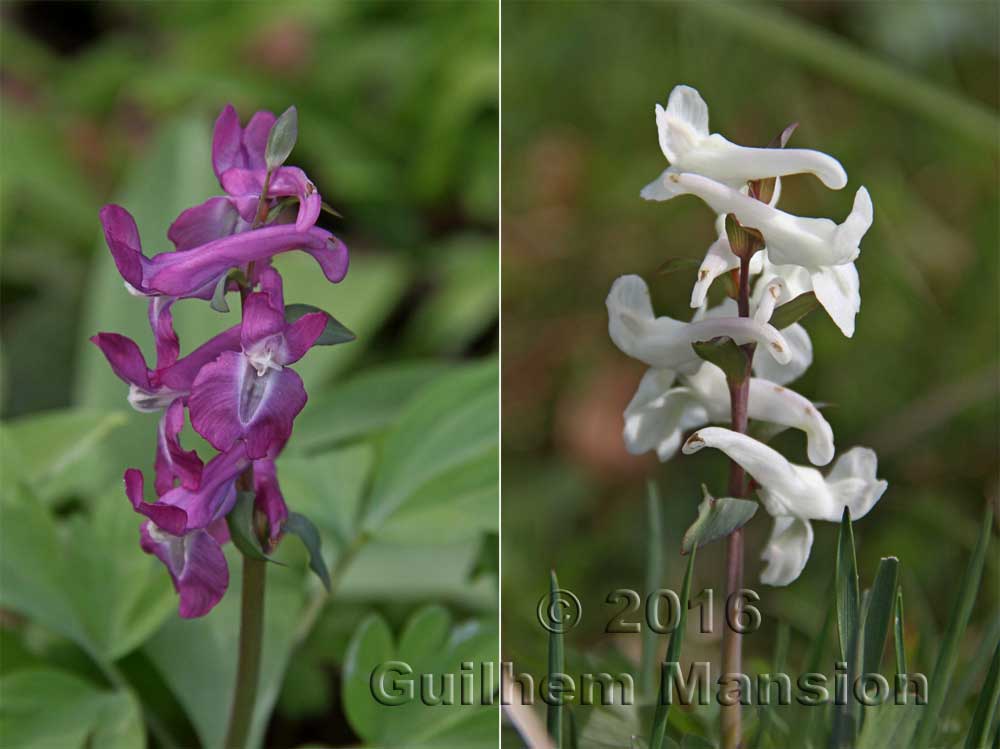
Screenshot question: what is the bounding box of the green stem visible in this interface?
[223,554,267,749]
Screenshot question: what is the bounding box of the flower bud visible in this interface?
[725,213,764,259]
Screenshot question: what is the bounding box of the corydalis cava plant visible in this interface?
[607,85,886,749]
[92,104,350,619]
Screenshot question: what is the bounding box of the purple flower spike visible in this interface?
[155,400,203,495]
[167,196,248,251]
[100,204,348,299]
[212,104,275,181]
[221,166,322,232]
[140,521,230,618]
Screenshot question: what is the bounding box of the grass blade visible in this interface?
[649,548,697,749]
[893,589,906,678]
[862,557,899,677]
[750,621,790,749]
[913,504,994,749]
[966,640,1000,749]
[547,569,565,748]
[641,481,665,697]
[831,507,860,748]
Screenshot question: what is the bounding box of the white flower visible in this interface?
[625,362,835,465]
[642,171,873,271]
[689,213,766,309]
[753,257,861,338]
[653,85,847,189]
[682,427,887,585]
[607,275,792,375]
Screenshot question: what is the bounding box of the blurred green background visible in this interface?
[1,2,498,748]
[501,1,998,746]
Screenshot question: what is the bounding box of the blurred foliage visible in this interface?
[500,1,998,746]
[1,1,497,748]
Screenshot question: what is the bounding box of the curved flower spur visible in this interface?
[91,104,352,619]
[608,83,886,749]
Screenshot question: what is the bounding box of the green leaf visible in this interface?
[691,337,750,385]
[284,303,356,345]
[362,360,497,535]
[640,481,665,697]
[0,668,144,749]
[225,490,278,563]
[862,557,899,677]
[769,291,820,330]
[681,487,758,554]
[750,621,789,749]
[284,512,331,591]
[894,589,907,678]
[832,507,861,748]
[649,547,696,749]
[913,504,994,749]
[342,613,395,742]
[966,640,1000,749]
[265,105,298,170]
[547,569,565,748]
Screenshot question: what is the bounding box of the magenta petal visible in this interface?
[125,469,188,535]
[100,204,148,290]
[299,229,349,284]
[189,352,307,459]
[90,333,151,389]
[156,325,241,392]
[149,298,179,369]
[240,288,286,351]
[253,459,288,543]
[243,111,276,171]
[269,167,321,231]
[283,311,327,365]
[143,225,331,297]
[167,197,245,251]
[212,104,243,181]
[141,523,229,618]
[219,168,264,198]
[154,401,204,495]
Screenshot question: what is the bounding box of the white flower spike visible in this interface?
[625,362,835,465]
[642,171,874,271]
[682,427,887,585]
[655,85,848,189]
[607,274,791,374]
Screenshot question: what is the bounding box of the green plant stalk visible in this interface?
[547,569,565,748]
[641,481,665,697]
[223,549,267,749]
[721,253,753,749]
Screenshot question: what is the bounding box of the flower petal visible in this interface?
[269,166,322,231]
[212,104,243,180]
[760,516,814,586]
[751,322,813,386]
[253,459,288,544]
[656,86,710,164]
[690,235,738,309]
[90,333,151,389]
[167,197,245,251]
[154,400,204,495]
[810,263,860,338]
[189,351,307,459]
[141,524,229,618]
[748,381,835,466]
[824,447,888,522]
[282,312,327,365]
[155,325,242,392]
[148,297,179,369]
[608,275,790,372]
[624,369,709,461]
[242,111,276,172]
[124,469,188,535]
[100,204,148,291]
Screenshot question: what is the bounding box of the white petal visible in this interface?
[747,380,835,466]
[607,275,791,371]
[690,235,739,308]
[760,516,814,586]
[657,86,710,162]
[656,173,870,269]
[624,369,708,461]
[752,322,812,385]
[824,447,888,521]
[753,276,790,324]
[811,263,860,338]
[641,169,679,201]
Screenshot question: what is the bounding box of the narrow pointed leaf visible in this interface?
[894,589,906,678]
[547,569,564,748]
[862,557,899,676]
[649,547,696,749]
[681,488,757,555]
[265,106,298,170]
[283,512,331,591]
[284,303,356,345]
[691,336,750,386]
[769,292,819,330]
[966,640,1000,749]
[750,621,789,749]
[913,505,994,749]
[641,481,665,697]
[832,507,860,748]
[320,201,343,218]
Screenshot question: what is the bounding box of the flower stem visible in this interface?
[721,254,754,749]
[223,552,267,749]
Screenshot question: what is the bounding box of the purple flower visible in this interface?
[188,268,325,459]
[126,443,249,618]
[101,204,348,300]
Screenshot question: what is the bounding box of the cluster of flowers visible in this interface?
[92,105,349,617]
[607,85,887,585]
